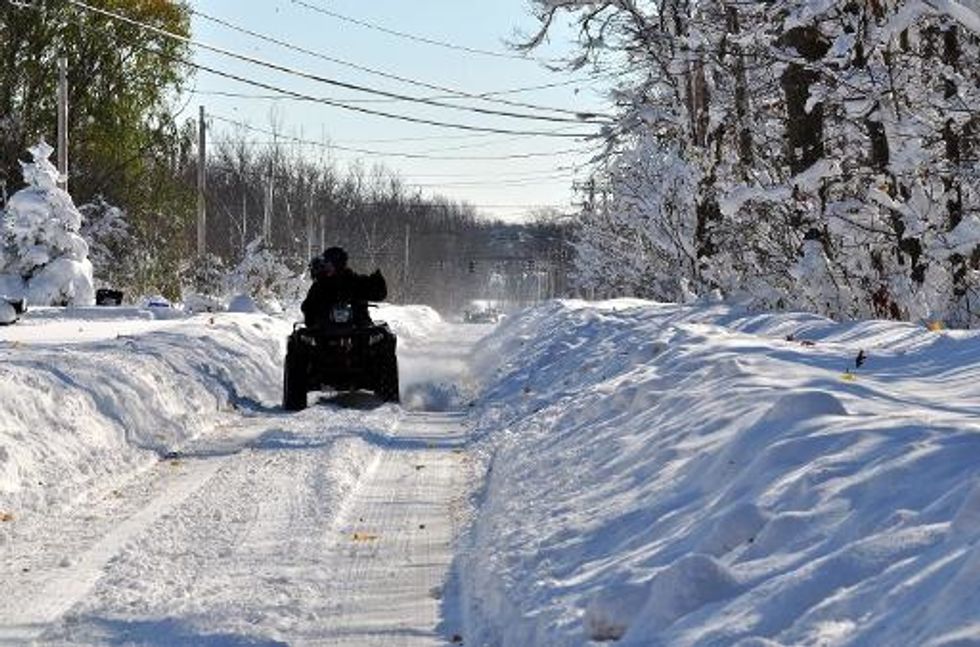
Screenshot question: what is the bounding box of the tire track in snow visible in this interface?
[0,413,322,644]
[3,320,483,645]
[0,448,228,644]
[318,411,467,645]
[20,406,400,645]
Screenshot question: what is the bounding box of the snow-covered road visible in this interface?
[8,301,980,645]
[316,411,467,645]
[0,309,483,646]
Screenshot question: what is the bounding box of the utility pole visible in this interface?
[197,105,206,256]
[319,211,326,252]
[262,164,273,242]
[57,57,68,191]
[403,223,410,285]
[285,199,293,251]
[241,192,247,256]
[306,194,314,260]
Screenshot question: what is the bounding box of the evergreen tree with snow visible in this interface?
[0,141,95,306]
[224,238,304,313]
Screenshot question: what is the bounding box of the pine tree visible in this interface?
[0,141,94,306]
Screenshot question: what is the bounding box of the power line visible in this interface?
[207,123,581,145]
[405,175,577,188]
[209,114,597,160]
[387,167,581,179]
[209,151,580,180]
[45,0,596,138]
[187,60,593,137]
[190,75,611,104]
[289,0,563,64]
[228,134,589,157]
[190,91,587,145]
[67,0,602,126]
[191,8,606,120]
[452,204,568,209]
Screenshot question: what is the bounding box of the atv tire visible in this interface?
[375,354,400,403]
[283,341,309,411]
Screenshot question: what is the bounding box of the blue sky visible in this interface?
[185,0,610,223]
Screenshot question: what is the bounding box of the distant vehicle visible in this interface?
[464,307,503,324]
[463,300,505,324]
[283,302,399,410]
[96,288,124,306]
[144,295,172,309]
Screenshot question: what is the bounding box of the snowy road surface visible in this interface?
[0,312,483,646]
[316,411,467,645]
[9,301,979,645]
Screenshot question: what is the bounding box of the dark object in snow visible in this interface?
[1,296,25,325]
[283,308,399,410]
[289,251,396,409]
[96,288,124,306]
[786,334,816,347]
[856,349,867,369]
[302,268,387,327]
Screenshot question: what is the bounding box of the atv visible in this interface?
[282,302,399,411]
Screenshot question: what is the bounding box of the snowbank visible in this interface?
[373,303,443,344]
[458,300,980,646]
[0,312,290,515]
[0,304,444,518]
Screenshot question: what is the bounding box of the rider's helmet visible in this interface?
[323,246,348,271]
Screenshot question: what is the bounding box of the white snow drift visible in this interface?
[0,310,289,515]
[0,304,445,519]
[4,297,980,646]
[458,300,980,646]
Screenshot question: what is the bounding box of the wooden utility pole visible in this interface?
[319,211,326,252]
[263,167,273,242]
[403,223,410,284]
[57,57,68,191]
[241,192,247,255]
[197,105,206,256]
[306,194,314,260]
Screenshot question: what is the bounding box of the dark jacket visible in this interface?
[301,268,387,327]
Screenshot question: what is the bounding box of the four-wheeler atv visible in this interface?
[282,302,399,411]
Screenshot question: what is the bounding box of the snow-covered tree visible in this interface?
[79,196,136,291]
[180,252,227,313]
[575,138,701,300]
[0,141,94,306]
[223,238,304,312]
[526,0,980,324]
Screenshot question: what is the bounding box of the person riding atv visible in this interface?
[284,247,399,410]
[301,246,387,326]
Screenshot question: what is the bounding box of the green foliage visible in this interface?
[1,0,195,298]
